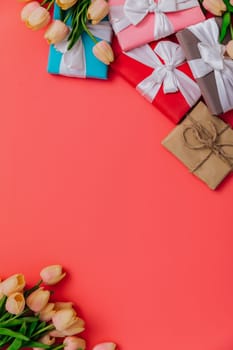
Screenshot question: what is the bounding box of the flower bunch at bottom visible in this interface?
[19,0,114,65]
[0,265,116,350]
[199,0,233,47]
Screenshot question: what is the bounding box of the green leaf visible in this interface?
[23,340,53,349]
[27,320,39,337]
[6,338,22,350]
[0,335,11,347]
[20,321,27,336]
[0,316,39,328]
[0,296,7,315]
[223,0,233,12]
[219,11,231,42]
[0,328,29,341]
[31,323,54,339]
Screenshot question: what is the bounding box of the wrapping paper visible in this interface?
[162,102,233,189]
[111,37,201,124]
[176,18,233,115]
[109,0,205,51]
[47,5,112,79]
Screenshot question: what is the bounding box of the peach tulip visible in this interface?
[21,1,40,22]
[49,329,66,338]
[5,292,25,315]
[44,21,69,45]
[63,336,86,350]
[39,302,56,321]
[40,265,66,285]
[230,0,233,5]
[62,318,85,336]
[56,0,78,10]
[92,41,114,65]
[92,343,117,350]
[52,308,77,331]
[226,40,233,59]
[0,274,25,296]
[26,287,50,312]
[87,0,109,25]
[25,6,51,30]
[202,0,226,16]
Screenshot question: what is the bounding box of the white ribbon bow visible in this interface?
[188,18,233,113]
[125,41,201,105]
[110,0,198,39]
[55,22,112,77]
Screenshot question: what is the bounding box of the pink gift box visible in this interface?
[109,0,205,51]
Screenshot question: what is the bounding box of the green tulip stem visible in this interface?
[63,11,72,24]
[230,24,233,39]
[47,0,55,11]
[31,324,55,339]
[52,344,65,350]
[81,9,97,44]
[40,0,53,7]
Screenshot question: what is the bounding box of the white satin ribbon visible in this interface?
[188,18,233,113]
[55,22,112,77]
[125,41,201,105]
[110,0,198,39]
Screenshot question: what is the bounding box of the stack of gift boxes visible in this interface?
[47,0,233,190]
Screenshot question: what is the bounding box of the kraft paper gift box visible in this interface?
[162,102,233,190]
[108,0,205,51]
[111,38,201,124]
[176,18,233,115]
[47,5,113,79]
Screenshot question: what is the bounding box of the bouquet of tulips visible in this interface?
[200,0,233,54]
[19,0,114,65]
[0,265,116,350]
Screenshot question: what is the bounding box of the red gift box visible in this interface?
[111,36,201,124]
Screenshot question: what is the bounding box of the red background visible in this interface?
[1,2,233,350]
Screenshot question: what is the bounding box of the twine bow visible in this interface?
[183,118,233,173]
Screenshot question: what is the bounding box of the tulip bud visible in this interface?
[20,1,40,21]
[62,318,85,336]
[92,343,117,350]
[202,0,226,16]
[44,21,69,45]
[63,336,86,350]
[55,0,78,10]
[39,334,55,345]
[52,308,77,331]
[40,265,66,285]
[87,0,109,25]
[92,41,114,65]
[5,292,25,315]
[39,302,56,321]
[26,287,50,312]
[33,334,55,350]
[226,40,233,59]
[230,0,233,5]
[0,274,25,296]
[25,6,51,30]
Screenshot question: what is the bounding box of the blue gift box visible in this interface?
[47,4,112,79]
